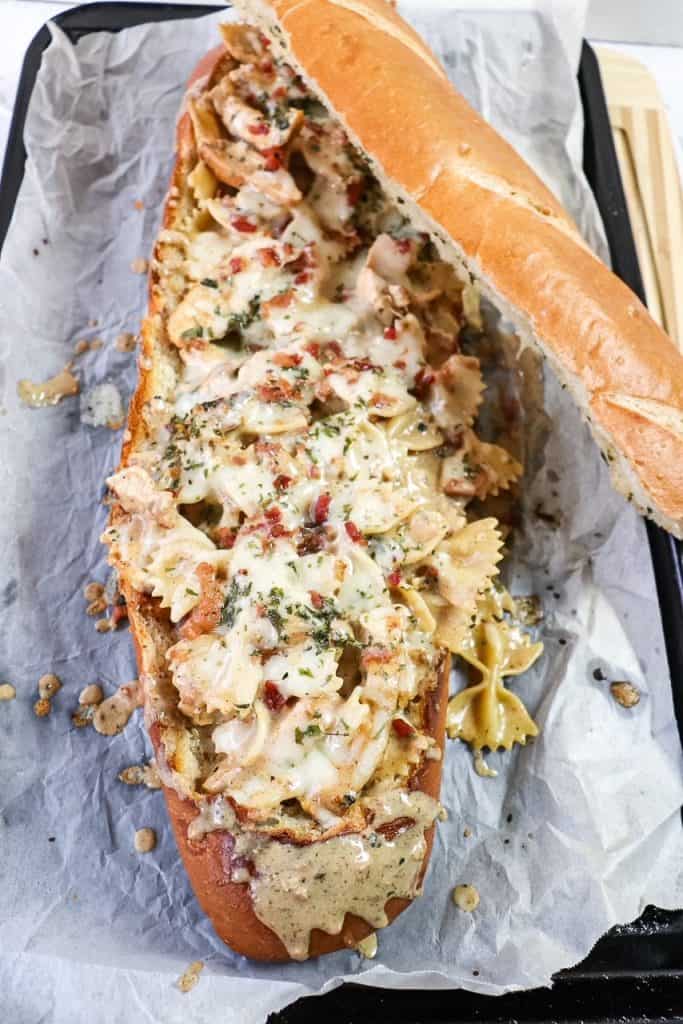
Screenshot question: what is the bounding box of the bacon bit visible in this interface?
[327,340,343,359]
[273,351,302,368]
[346,180,364,206]
[391,717,415,738]
[361,646,394,667]
[179,563,223,640]
[413,366,435,399]
[376,815,415,841]
[393,359,407,370]
[396,238,412,254]
[295,270,312,285]
[265,505,282,523]
[230,257,245,274]
[304,341,321,359]
[383,325,398,340]
[259,60,274,73]
[263,147,284,171]
[257,380,294,403]
[270,523,289,538]
[370,392,394,408]
[313,493,331,525]
[273,85,287,100]
[344,521,365,544]
[297,528,325,556]
[265,290,294,310]
[309,590,324,610]
[260,33,271,46]
[248,121,270,136]
[264,680,286,711]
[111,604,128,627]
[231,216,257,233]
[258,247,281,268]
[388,570,402,587]
[274,474,293,491]
[351,357,375,373]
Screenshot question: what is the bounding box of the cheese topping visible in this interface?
[103,22,542,956]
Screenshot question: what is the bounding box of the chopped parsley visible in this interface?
[221,577,252,629]
[295,723,322,744]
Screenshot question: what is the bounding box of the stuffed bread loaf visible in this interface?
[104,0,683,962]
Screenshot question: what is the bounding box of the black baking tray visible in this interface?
[2,5,682,1021]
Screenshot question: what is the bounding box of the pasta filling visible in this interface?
[104,24,541,836]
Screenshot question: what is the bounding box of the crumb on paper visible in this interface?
[79,683,103,706]
[177,961,204,994]
[0,683,16,701]
[134,199,144,211]
[38,673,61,699]
[134,827,157,854]
[17,367,79,408]
[463,827,472,839]
[119,761,161,789]
[610,681,640,708]
[84,581,105,601]
[473,751,497,778]
[34,697,52,718]
[130,258,148,274]
[81,382,125,430]
[74,338,103,356]
[355,933,378,959]
[453,884,480,913]
[514,595,543,627]
[72,704,95,728]
[93,680,142,736]
[86,597,107,616]
[438,806,448,821]
[115,332,137,353]
[95,618,113,633]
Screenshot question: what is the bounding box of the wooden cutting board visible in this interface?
[596,47,683,352]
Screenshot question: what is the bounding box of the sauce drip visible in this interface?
[18,367,79,407]
[188,789,440,960]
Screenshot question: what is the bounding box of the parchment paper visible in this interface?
[1,6,682,1023]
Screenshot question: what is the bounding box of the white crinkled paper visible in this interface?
[1,6,682,1023]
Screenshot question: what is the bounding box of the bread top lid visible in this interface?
[232,0,683,538]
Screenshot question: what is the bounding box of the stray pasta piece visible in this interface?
[130,258,148,274]
[447,600,542,752]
